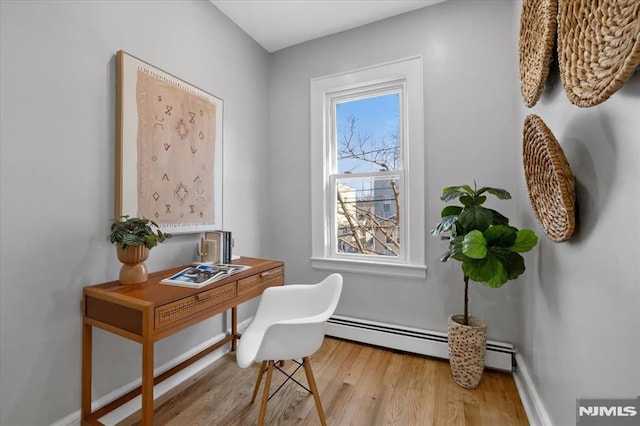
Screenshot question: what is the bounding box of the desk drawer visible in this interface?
[155,282,236,329]
[238,266,284,294]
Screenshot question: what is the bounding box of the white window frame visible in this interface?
[310,56,426,279]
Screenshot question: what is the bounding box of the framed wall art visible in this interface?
[115,50,223,233]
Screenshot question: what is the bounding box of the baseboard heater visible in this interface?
[326,315,515,372]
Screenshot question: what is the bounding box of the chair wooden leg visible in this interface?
[251,361,267,403]
[257,360,274,426]
[302,356,327,426]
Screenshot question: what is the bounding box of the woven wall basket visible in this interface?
[558,0,640,107]
[523,114,576,242]
[519,0,558,107]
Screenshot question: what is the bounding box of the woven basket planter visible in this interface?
[448,314,487,389]
[116,245,149,284]
[558,0,640,107]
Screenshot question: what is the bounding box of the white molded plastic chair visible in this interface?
[236,273,343,426]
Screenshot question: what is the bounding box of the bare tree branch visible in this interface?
[335,114,401,256]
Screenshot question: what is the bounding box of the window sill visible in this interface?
[310,257,426,279]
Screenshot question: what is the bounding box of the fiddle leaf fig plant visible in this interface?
[110,215,172,249]
[431,183,538,326]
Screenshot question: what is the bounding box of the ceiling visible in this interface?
[210,0,446,52]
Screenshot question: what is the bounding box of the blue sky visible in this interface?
[336,93,399,174]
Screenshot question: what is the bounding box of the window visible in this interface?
[333,93,402,258]
[310,57,426,278]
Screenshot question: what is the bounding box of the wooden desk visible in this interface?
[81,257,284,426]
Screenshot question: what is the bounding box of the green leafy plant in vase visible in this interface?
[431,183,538,388]
[110,216,172,284]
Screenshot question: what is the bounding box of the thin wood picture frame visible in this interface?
[115,50,223,234]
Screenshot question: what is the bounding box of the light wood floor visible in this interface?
[119,337,528,425]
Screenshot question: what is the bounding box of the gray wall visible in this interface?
[513,1,640,424]
[0,1,270,424]
[3,1,637,425]
[268,1,524,341]
[269,2,639,423]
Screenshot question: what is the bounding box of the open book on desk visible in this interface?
[159,264,251,289]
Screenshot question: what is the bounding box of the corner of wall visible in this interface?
[513,353,552,426]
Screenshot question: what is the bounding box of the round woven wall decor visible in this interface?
[523,114,576,242]
[519,0,558,107]
[558,0,640,107]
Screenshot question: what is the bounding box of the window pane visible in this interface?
[336,93,400,174]
[336,175,400,257]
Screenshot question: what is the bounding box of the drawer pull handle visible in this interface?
[260,271,271,278]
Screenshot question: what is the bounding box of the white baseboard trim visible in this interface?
[52,319,252,426]
[513,353,552,426]
[326,315,515,371]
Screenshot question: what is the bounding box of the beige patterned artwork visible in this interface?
[136,70,216,225]
[116,51,223,233]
